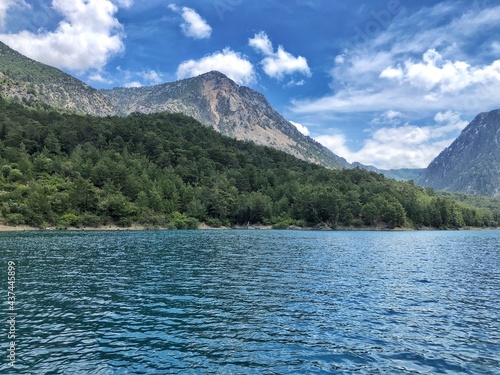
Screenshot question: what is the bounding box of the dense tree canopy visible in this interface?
[0,98,497,229]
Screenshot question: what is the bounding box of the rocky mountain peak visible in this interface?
[197,70,237,82]
[101,71,350,169]
[416,109,500,196]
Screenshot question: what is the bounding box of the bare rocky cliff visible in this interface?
[101,71,350,169]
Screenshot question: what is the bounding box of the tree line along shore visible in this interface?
[0,98,499,231]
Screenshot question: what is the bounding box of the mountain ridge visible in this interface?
[100,71,350,169]
[416,109,500,197]
[351,162,424,181]
[0,41,115,116]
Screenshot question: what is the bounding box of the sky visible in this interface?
[1,0,500,169]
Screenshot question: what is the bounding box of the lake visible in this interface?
[0,230,499,374]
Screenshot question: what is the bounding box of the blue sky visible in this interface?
[1,0,500,169]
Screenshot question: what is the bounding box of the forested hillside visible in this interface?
[0,98,497,229]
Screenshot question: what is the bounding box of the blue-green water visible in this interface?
[0,230,499,374]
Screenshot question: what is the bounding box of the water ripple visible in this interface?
[0,230,499,374]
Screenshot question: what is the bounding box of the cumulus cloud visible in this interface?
[169,4,212,39]
[289,121,310,136]
[248,31,273,55]
[0,0,126,72]
[249,31,311,80]
[315,111,469,169]
[381,49,500,97]
[176,48,255,85]
[316,133,359,165]
[379,66,403,81]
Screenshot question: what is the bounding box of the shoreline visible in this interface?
[0,223,497,232]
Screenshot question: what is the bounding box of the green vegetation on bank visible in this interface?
[437,191,500,212]
[0,98,498,229]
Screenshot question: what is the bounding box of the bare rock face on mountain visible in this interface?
[416,109,500,197]
[101,71,349,169]
[0,41,115,116]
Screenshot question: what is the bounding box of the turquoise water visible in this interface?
[0,230,499,374]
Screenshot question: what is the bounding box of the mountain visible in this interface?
[378,168,424,181]
[101,71,349,169]
[1,41,498,197]
[0,41,348,169]
[351,162,423,181]
[416,109,500,197]
[0,41,115,116]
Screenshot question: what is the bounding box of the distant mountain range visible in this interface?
[350,163,423,182]
[1,40,499,196]
[416,109,500,197]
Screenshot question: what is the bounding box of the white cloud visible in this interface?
[335,54,346,64]
[177,48,255,85]
[89,66,163,87]
[249,31,311,80]
[169,4,212,39]
[432,110,468,137]
[88,72,114,84]
[0,0,29,29]
[124,81,142,88]
[370,110,404,126]
[315,133,356,163]
[289,121,310,136]
[292,3,500,117]
[115,0,133,7]
[262,47,311,80]
[492,42,500,54]
[315,111,469,169]
[248,31,273,55]
[285,78,305,87]
[0,1,12,28]
[381,49,500,97]
[0,0,126,72]
[379,66,403,81]
[139,70,162,85]
[109,67,163,87]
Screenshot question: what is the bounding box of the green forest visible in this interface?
[0,98,498,229]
